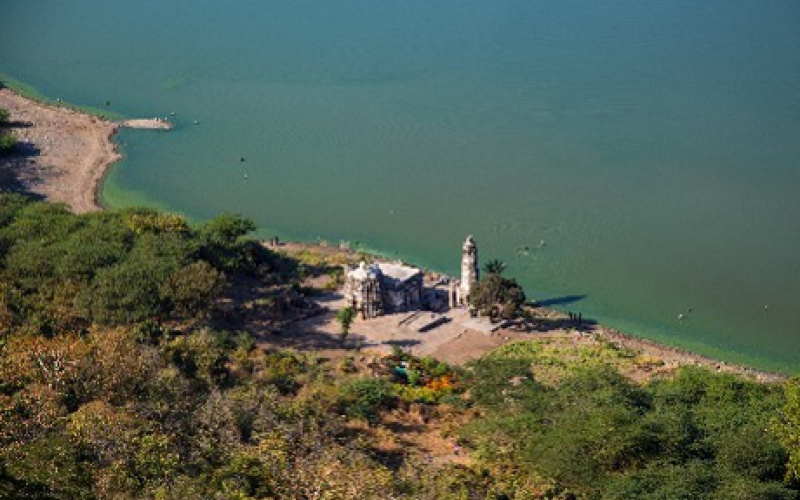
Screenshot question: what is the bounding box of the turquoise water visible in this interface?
[2,0,799,372]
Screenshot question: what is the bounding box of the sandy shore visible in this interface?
[0,88,171,213]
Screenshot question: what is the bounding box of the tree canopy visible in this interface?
[461,343,795,500]
[0,195,798,500]
[0,196,272,332]
[469,272,526,319]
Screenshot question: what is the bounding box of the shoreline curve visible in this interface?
[0,87,171,213]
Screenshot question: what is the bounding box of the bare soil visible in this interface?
[0,88,172,212]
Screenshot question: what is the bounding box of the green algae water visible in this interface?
[2,0,799,372]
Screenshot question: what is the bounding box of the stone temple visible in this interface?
[342,261,424,319]
[343,235,479,319]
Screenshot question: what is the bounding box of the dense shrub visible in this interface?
[0,109,13,155]
[469,273,526,319]
[340,377,395,424]
[0,132,14,154]
[0,197,797,500]
[462,351,795,499]
[0,197,274,330]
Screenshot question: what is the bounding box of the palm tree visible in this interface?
[483,259,507,276]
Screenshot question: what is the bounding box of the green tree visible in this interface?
[199,213,256,246]
[2,435,93,500]
[0,107,12,155]
[80,259,168,324]
[336,306,356,343]
[470,273,526,319]
[0,132,14,154]
[482,258,507,275]
[0,193,31,228]
[197,213,257,273]
[340,378,394,424]
[160,260,224,318]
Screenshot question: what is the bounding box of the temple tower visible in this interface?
[459,235,479,305]
[343,262,384,319]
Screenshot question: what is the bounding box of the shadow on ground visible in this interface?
[0,140,45,198]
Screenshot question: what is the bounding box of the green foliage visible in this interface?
[467,357,541,410]
[339,377,395,424]
[336,306,356,341]
[0,195,796,500]
[470,273,526,319]
[3,435,93,500]
[160,260,224,318]
[123,208,190,235]
[392,384,441,404]
[162,330,232,389]
[81,258,168,324]
[0,108,12,154]
[482,258,507,275]
[418,355,450,377]
[406,368,422,386]
[0,193,31,229]
[487,337,653,385]
[773,377,800,482]
[197,213,258,273]
[390,344,408,361]
[0,132,14,154]
[0,197,281,330]
[462,351,794,500]
[256,350,310,394]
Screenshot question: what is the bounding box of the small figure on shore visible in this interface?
[453,443,461,456]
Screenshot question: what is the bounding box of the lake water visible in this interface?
[2,0,799,372]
